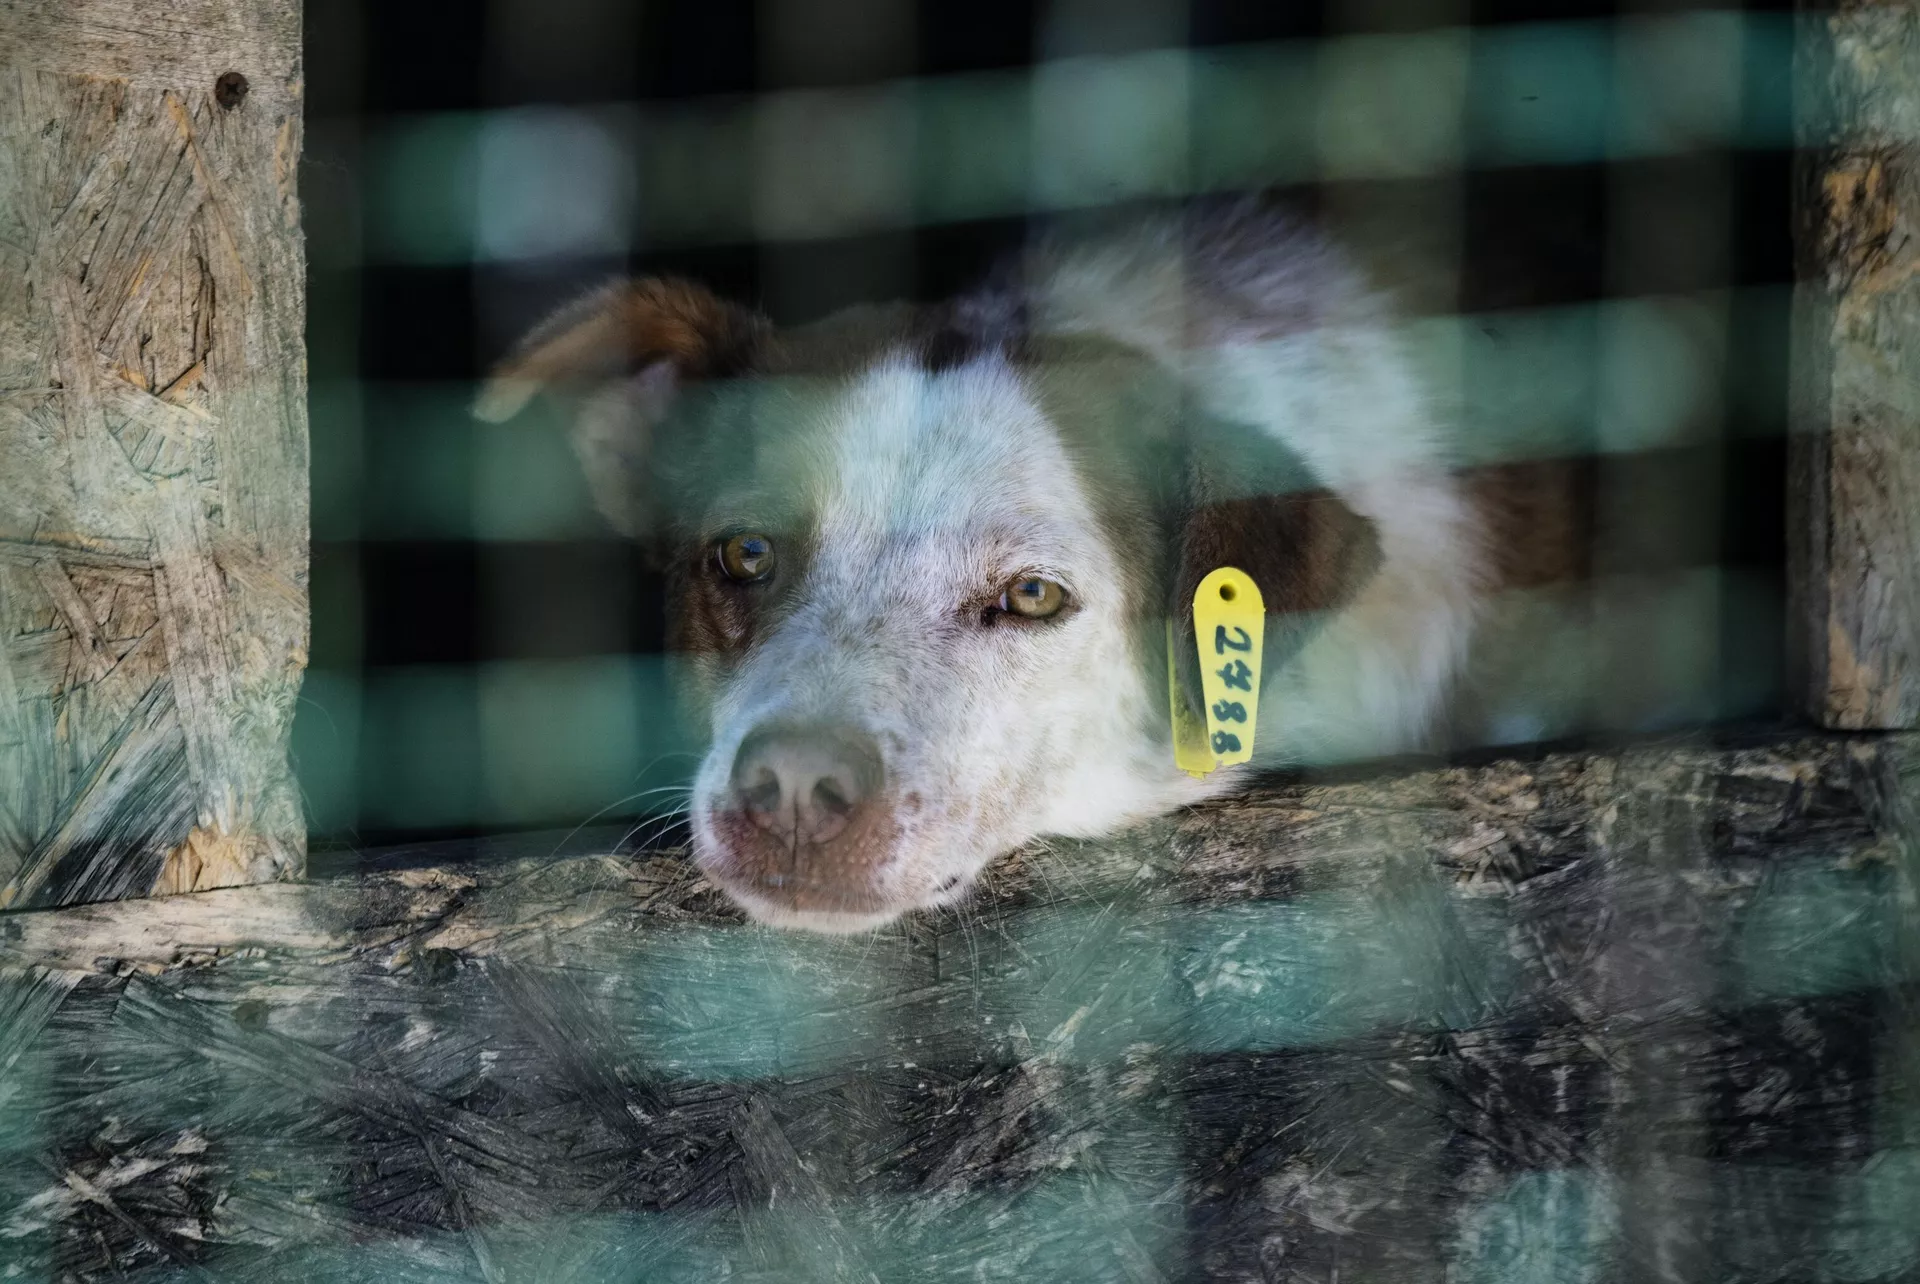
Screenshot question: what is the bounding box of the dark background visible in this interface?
[298,0,1797,852]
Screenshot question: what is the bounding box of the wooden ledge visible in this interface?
[3,730,1913,981]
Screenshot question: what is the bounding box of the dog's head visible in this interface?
[478,277,1382,931]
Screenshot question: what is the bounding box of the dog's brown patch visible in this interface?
[1178,491,1382,621]
[1169,489,1384,721]
[670,561,760,657]
[1469,458,1594,591]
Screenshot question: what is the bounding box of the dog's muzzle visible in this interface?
[702,721,899,915]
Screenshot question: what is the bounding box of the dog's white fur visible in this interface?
[482,210,1488,932]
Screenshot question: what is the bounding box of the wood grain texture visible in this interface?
[0,0,301,92]
[0,733,1913,1280]
[1791,0,1920,729]
[0,0,309,903]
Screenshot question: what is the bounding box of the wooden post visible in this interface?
[0,1,308,905]
[1791,1,1920,729]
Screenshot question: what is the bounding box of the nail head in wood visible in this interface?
[215,71,249,108]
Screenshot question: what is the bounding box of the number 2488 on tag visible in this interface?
[1193,567,1264,767]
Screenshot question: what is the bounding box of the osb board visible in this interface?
[0,1,309,905]
[0,733,1915,1280]
[1791,0,1920,729]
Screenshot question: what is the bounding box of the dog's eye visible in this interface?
[1001,576,1066,620]
[717,532,777,583]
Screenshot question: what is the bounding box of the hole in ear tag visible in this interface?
[1192,567,1263,770]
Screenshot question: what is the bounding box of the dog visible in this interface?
[476,204,1501,932]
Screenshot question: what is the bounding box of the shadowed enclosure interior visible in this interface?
[297,0,1796,852]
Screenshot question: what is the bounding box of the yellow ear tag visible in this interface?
[1172,567,1264,777]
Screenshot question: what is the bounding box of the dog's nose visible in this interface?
[729,724,883,846]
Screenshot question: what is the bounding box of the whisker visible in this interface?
[630,750,704,779]
[547,782,695,861]
[616,809,692,856]
[574,805,694,916]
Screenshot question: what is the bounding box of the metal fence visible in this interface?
[4,7,1917,1281]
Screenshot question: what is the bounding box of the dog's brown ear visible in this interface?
[1169,485,1383,728]
[1176,490,1381,635]
[474,279,764,537]
[476,278,761,420]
